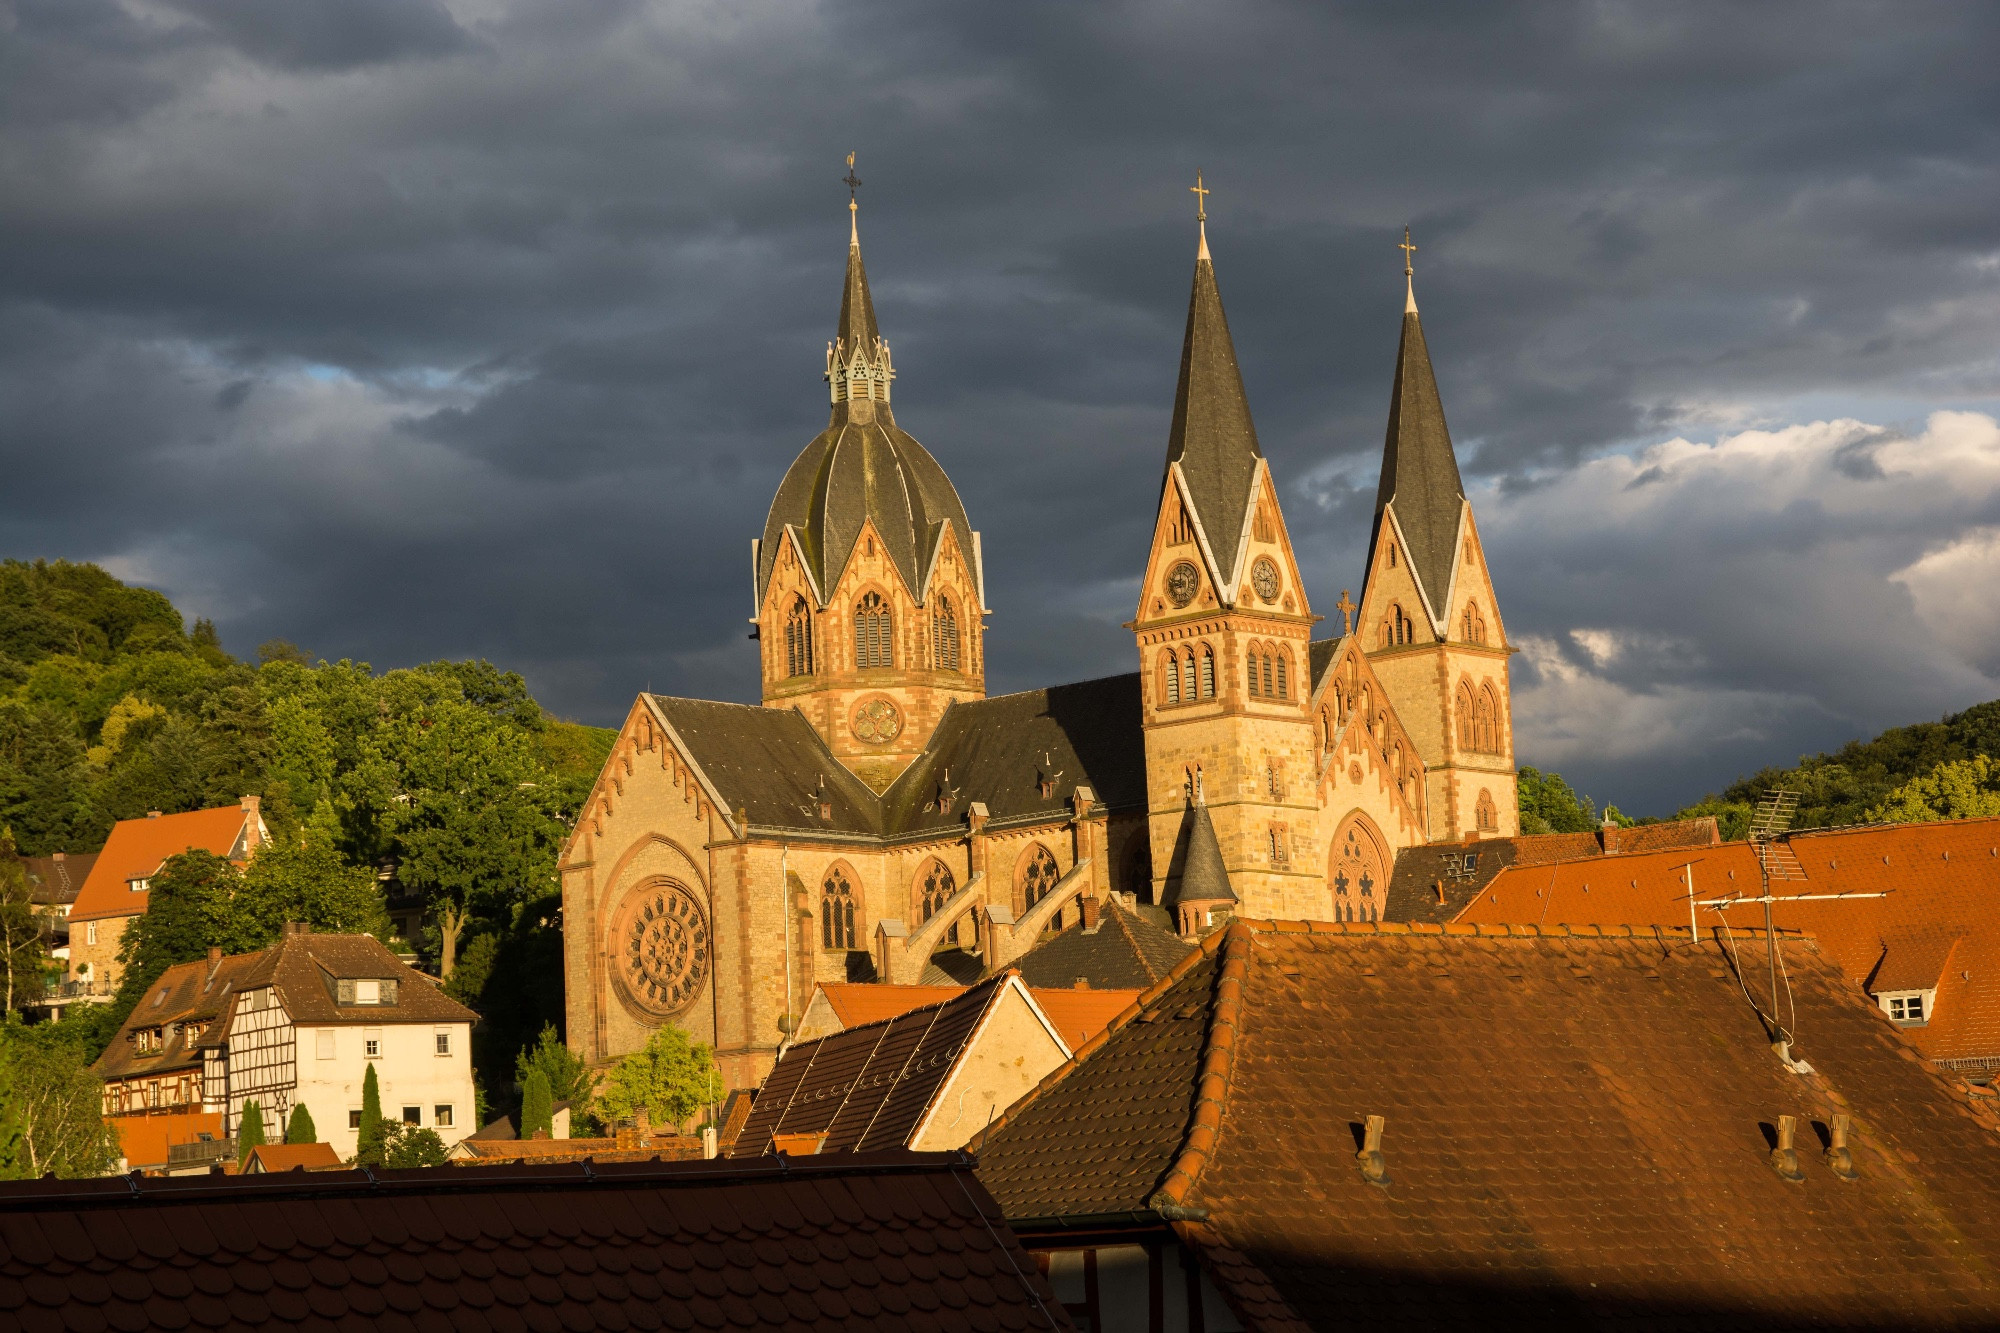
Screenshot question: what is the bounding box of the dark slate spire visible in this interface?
[1373,279,1466,616]
[834,215,882,358]
[1161,802,1236,908]
[1164,226,1263,589]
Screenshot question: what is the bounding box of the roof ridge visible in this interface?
[1151,919,1254,1212]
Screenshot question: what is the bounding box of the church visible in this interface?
[560,185,1518,1087]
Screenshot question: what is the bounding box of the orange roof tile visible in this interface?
[809,981,1137,1053]
[1026,988,1141,1051]
[1454,817,2000,1066]
[107,1110,224,1170]
[243,1143,344,1173]
[70,804,256,923]
[814,982,964,1029]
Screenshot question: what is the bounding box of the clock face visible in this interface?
[1166,561,1200,608]
[612,882,710,1019]
[1251,557,1281,603]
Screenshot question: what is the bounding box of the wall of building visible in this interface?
[911,986,1068,1150]
[67,913,131,992]
[293,1019,474,1158]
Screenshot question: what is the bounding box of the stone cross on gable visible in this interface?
[1336,589,1356,636]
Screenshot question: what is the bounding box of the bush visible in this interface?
[597,1026,718,1130]
[382,1124,448,1169]
[521,1068,553,1140]
[285,1104,317,1145]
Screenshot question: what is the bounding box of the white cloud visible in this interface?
[1892,526,2000,676]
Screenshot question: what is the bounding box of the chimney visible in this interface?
[1828,1112,1859,1181]
[53,852,64,864]
[1770,1115,1804,1182]
[240,795,264,851]
[207,947,222,966]
[1073,977,1090,990]
[1356,1115,1390,1186]
[1079,895,1100,930]
[1600,818,1620,855]
[147,811,163,819]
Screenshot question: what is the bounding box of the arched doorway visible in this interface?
[1328,812,1389,924]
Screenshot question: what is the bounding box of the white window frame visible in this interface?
[364,1029,382,1059]
[355,979,382,1005]
[434,1028,452,1057]
[1878,989,1934,1026]
[434,1104,454,1128]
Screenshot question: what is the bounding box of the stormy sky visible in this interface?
[4,0,1999,815]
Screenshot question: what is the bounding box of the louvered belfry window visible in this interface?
[932,596,959,671]
[1200,647,1215,699]
[855,593,893,669]
[784,596,814,678]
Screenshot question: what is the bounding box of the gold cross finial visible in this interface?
[843,153,862,213]
[1190,171,1210,223]
[1399,225,1417,276]
[1336,589,1356,636]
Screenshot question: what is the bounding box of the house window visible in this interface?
[435,1030,452,1056]
[316,1030,335,1060]
[86,921,98,946]
[349,1110,362,1130]
[365,1031,382,1059]
[821,867,857,950]
[435,1105,454,1128]
[854,592,893,669]
[1882,992,1929,1025]
[784,595,814,678]
[355,979,381,1005]
[130,877,150,893]
[402,1106,422,1125]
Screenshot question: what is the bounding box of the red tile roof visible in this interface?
[807,982,1138,1053]
[69,804,256,923]
[1385,817,1721,922]
[242,1142,343,1173]
[451,1134,704,1164]
[1029,989,1141,1051]
[1455,818,2000,1066]
[0,1152,1071,1331]
[974,918,2000,1329]
[106,1111,225,1171]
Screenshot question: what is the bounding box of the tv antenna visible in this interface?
[1691,790,1887,1063]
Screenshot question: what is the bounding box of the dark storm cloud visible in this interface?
[4,0,2000,815]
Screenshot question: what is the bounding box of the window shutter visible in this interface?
[383,979,399,1006]
[337,979,355,1004]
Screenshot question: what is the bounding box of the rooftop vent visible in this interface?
[1356,1114,1390,1187]
[1770,1115,1804,1182]
[1827,1112,1859,1181]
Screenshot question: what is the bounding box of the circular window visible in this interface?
[850,696,904,745]
[1251,557,1281,604]
[611,881,710,1019]
[1166,561,1200,608]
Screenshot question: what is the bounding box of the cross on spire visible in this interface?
[1336,588,1356,636]
[1399,226,1417,275]
[843,152,862,245]
[1399,225,1418,313]
[1190,171,1210,222]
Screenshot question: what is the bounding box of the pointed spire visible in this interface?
[1400,225,1418,314]
[1374,236,1465,615]
[827,154,891,407]
[1160,802,1236,909]
[1163,180,1262,589]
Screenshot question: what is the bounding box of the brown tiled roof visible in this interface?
[731,974,1012,1158]
[806,981,1139,1055]
[1385,817,1721,924]
[94,951,268,1083]
[975,918,2000,1329]
[69,804,252,923]
[1013,897,1194,991]
[243,1143,343,1173]
[0,1151,1071,1332]
[452,1135,704,1165]
[1456,818,2000,1065]
[17,851,97,906]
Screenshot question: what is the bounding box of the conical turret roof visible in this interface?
[1373,302,1466,616]
[758,219,979,609]
[1163,238,1263,589]
[1161,802,1236,907]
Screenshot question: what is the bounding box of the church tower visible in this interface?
[1131,193,1319,922]
[753,174,987,792]
[1355,236,1517,839]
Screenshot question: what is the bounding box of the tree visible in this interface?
[0,1021,119,1178]
[596,1026,718,1129]
[112,850,261,1014]
[521,1068,554,1140]
[1516,767,1598,835]
[237,1100,265,1165]
[381,1123,448,1169]
[516,1022,594,1126]
[0,832,47,1014]
[1864,756,2000,825]
[237,824,388,940]
[285,1103,317,1145]
[356,1063,386,1166]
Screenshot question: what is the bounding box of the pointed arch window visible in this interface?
[784,596,814,679]
[1381,604,1415,648]
[1247,647,1261,699]
[1162,649,1182,706]
[855,592,893,669]
[1475,789,1499,832]
[1252,500,1275,544]
[917,859,961,945]
[1461,600,1487,646]
[1020,844,1061,912]
[1181,651,1197,704]
[821,866,857,950]
[1478,683,1501,754]
[1169,498,1194,546]
[1199,646,1215,699]
[932,595,960,671]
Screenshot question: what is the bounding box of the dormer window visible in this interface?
[129,877,150,893]
[135,1028,163,1054]
[337,978,398,1006]
[1879,990,1931,1026]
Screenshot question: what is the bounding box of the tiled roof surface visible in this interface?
[810,982,1136,1055]
[815,984,964,1030]
[106,1111,224,1171]
[243,1143,343,1173]
[94,952,268,1083]
[732,976,1009,1158]
[1014,898,1193,992]
[1369,308,1465,620]
[1385,817,1722,924]
[0,1151,1070,1332]
[1455,819,2000,1064]
[70,805,250,923]
[1160,804,1234,907]
[976,918,2000,1329]
[647,697,885,837]
[452,1136,704,1165]
[1026,990,1141,1053]
[18,852,97,906]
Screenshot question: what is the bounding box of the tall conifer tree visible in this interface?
[356,1064,385,1165]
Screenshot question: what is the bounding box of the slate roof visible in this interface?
[70,804,254,923]
[1307,636,1343,695]
[1371,304,1466,621]
[975,918,2000,1330]
[1455,818,2000,1067]
[653,675,1147,842]
[1163,237,1263,591]
[0,1151,1069,1333]
[758,234,981,610]
[804,981,1138,1055]
[18,851,96,907]
[1012,897,1194,991]
[1159,803,1235,907]
[731,974,1014,1158]
[1384,817,1722,924]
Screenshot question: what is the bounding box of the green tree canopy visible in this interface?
[285,1103,317,1145]
[237,1101,265,1164]
[521,1068,554,1141]
[1517,767,1599,835]
[516,1022,594,1122]
[0,1021,118,1179]
[1863,756,2000,824]
[0,831,46,1014]
[596,1027,718,1130]
[382,1124,448,1169]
